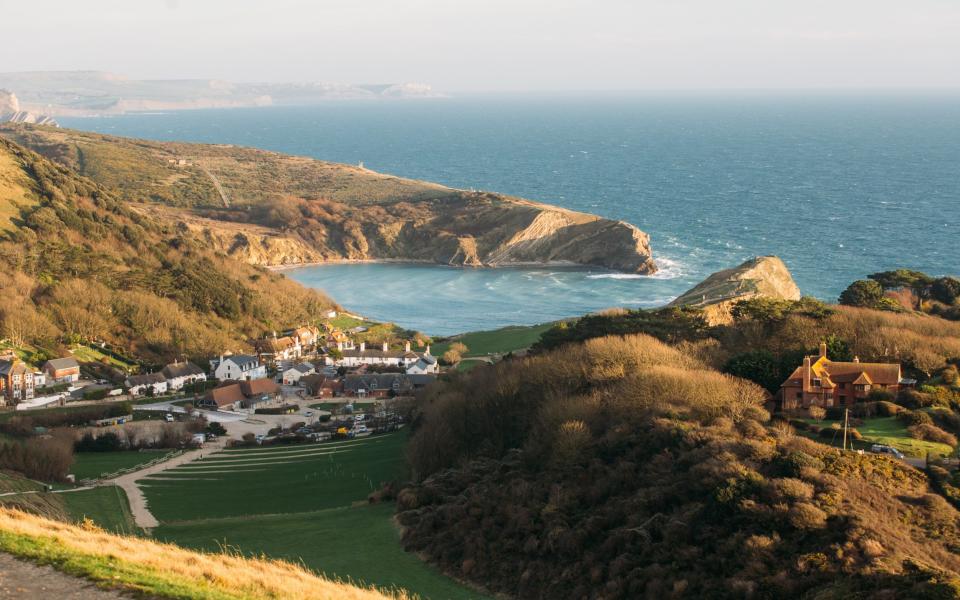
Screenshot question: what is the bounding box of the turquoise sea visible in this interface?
[61,93,960,335]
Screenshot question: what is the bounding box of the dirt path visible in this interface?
[108,439,226,531]
[196,163,230,207]
[0,553,130,599]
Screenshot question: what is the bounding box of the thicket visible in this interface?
[400,333,960,598]
[0,437,74,481]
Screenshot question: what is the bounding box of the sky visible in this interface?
[1,0,958,92]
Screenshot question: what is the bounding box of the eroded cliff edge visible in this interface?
[0,124,656,274]
[668,255,801,323]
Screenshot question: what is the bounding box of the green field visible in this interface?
[61,486,138,535]
[70,450,173,481]
[432,323,554,358]
[140,432,484,599]
[802,416,955,458]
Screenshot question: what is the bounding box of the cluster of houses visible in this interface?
[1,322,438,410]
[0,355,82,406]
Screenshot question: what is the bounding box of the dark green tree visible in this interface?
[839,279,885,307]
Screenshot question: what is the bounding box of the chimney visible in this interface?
[405,341,411,353]
[426,345,431,355]
[819,342,827,359]
[360,342,366,352]
[273,331,277,339]
[382,341,389,352]
[853,356,860,363]
[803,356,812,392]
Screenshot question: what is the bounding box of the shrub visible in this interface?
[849,428,864,441]
[839,280,885,308]
[875,401,904,417]
[908,424,958,447]
[74,432,124,452]
[808,406,826,421]
[0,437,74,481]
[898,410,933,427]
[788,502,828,529]
[867,389,896,403]
[206,421,227,436]
[897,389,935,409]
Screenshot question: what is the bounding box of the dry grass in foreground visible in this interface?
[0,507,406,600]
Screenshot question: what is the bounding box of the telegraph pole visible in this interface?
[842,408,849,451]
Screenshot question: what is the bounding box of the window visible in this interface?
[812,378,822,387]
[795,392,802,399]
[839,395,846,403]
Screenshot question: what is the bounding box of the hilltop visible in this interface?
[0,124,658,274]
[0,136,335,363]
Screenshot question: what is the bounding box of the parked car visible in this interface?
[354,414,364,422]
[254,434,266,444]
[164,413,174,422]
[356,424,368,434]
[304,411,314,417]
[870,444,905,459]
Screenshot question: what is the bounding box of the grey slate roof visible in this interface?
[44,357,79,370]
[162,361,205,379]
[127,372,167,387]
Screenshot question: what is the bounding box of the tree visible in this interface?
[449,342,469,355]
[442,350,462,365]
[868,269,934,291]
[932,277,960,305]
[839,280,884,308]
[723,349,781,392]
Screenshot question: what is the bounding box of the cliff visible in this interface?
[0,124,657,274]
[0,90,58,126]
[668,255,801,323]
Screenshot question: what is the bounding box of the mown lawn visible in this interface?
[141,434,408,522]
[61,486,139,535]
[432,323,554,358]
[70,450,173,481]
[802,416,955,458]
[140,431,483,599]
[156,503,482,600]
[70,344,136,371]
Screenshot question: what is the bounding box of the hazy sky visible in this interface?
[2,0,958,91]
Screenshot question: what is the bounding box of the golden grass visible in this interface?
[0,508,407,600]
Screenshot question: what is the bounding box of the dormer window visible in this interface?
[812,378,822,387]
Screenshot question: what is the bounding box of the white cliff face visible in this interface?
[0,90,19,115]
[0,89,58,126]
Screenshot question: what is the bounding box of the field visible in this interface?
[140,432,483,599]
[61,486,138,535]
[70,450,173,481]
[432,322,555,358]
[69,344,137,371]
[801,416,955,458]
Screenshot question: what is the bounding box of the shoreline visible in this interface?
[268,258,622,273]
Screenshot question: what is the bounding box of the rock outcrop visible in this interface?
[668,255,801,324]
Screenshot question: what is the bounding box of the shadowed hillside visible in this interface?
[399,334,960,599]
[0,137,335,362]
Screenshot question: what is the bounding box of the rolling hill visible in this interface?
[0,136,335,363]
[0,124,658,274]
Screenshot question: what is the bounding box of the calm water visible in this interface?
[61,94,960,335]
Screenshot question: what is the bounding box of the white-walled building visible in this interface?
[406,354,439,375]
[161,361,207,390]
[281,362,316,385]
[211,355,267,381]
[126,372,169,396]
[329,341,434,370]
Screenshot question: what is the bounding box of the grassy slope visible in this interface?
[60,486,138,535]
[0,507,402,600]
[140,433,483,599]
[70,450,172,481]
[432,322,555,358]
[802,416,954,458]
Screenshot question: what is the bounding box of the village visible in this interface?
[0,315,440,449]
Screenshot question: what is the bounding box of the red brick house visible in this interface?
[42,357,80,384]
[780,342,910,410]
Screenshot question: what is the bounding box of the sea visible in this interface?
[60,93,960,335]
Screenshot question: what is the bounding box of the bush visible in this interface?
[897,389,935,409]
[82,387,109,401]
[788,502,828,529]
[206,421,227,436]
[808,406,826,421]
[0,438,74,481]
[849,428,863,441]
[875,401,904,417]
[908,424,958,447]
[74,432,124,452]
[898,410,933,427]
[867,388,896,403]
